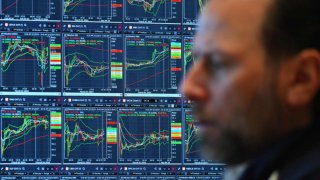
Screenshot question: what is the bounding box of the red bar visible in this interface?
[111,49,123,53]
[51,124,61,127]
[51,60,61,62]
[107,121,117,125]
[171,68,182,71]
[50,47,61,50]
[112,4,122,7]
[172,137,181,140]
[51,134,62,138]
[108,142,117,145]
[171,126,181,128]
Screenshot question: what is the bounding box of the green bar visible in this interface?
[51,66,61,70]
[111,62,122,65]
[51,126,61,130]
[171,123,182,126]
[50,44,61,48]
[171,141,182,145]
[171,42,182,48]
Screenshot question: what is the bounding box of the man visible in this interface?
[181,0,320,179]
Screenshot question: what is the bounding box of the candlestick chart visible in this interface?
[1,35,49,88]
[63,0,122,21]
[125,0,181,23]
[184,109,212,164]
[183,36,194,76]
[64,108,117,163]
[1,0,60,20]
[118,108,182,164]
[63,34,123,95]
[124,35,182,96]
[0,107,62,164]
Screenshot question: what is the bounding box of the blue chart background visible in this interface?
[1,35,50,88]
[64,35,111,89]
[63,0,110,17]
[126,0,172,18]
[2,0,49,16]
[125,0,182,23]
[119,110,172,163]
[184,109,200,160]
[183,0,207,24]
[64,110,106,161]
[125,37,171,90]
[1,108,50,161]
[0,0,61,20]
[183,36,194,76]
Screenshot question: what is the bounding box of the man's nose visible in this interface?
[181,60,210,102]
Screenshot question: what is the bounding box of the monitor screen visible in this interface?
[0,1,224,179]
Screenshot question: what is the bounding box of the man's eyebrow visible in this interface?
[191,48,238,63]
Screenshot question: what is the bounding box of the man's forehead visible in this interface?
[195,0,272,53]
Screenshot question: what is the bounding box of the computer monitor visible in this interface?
[0,1,224,179]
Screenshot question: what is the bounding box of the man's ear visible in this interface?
[286,49,320,107]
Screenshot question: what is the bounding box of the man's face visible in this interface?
[182,0,284,164]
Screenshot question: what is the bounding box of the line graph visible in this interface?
[125,0,181,23]
[184,109,200,159]
[1,0,49,16]
[118,108,182,164]
[64,108,117,163]
[1,35,50,88]
[183,0,208,24]
[125,35,182,96]
[63,0,123,22]
[183,37,195,76]
[0,33,62,94]
[63,34,123,95]
[127,0,170,17]
[64,110,105,161]
[184,109,212,164]
[0,0,60,20]
[0,108,51,163]
[64,52,109,88]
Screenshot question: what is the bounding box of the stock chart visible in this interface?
[124,0,182,23]
[0,33,62,95]
[125,35,182,97]
[0,0,61,20]
[63,0,123,22]
[183,36,194,76]
[183,0,208,24]
[0,107,62,163]
[0,0,225,178]
[63,34,123,96]
[64,108,117,163]
[118,108,182,164]
[184,109,212,164]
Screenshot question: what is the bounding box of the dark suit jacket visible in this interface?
[239,120,320,180]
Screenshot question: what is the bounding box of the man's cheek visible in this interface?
[209,79,240,119]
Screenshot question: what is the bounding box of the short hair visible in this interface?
[262,0,320,118]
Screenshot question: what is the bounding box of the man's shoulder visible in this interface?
[274,122,320,179]
[240,122,320,180]
[279,139,320,179]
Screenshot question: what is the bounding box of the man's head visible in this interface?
[182,0,320,165]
